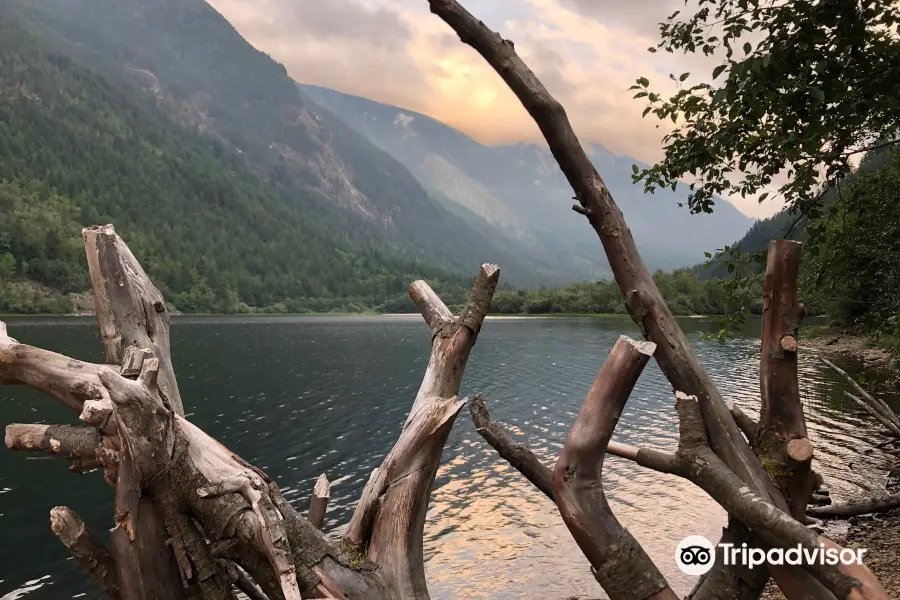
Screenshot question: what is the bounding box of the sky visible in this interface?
[206,0,779,219]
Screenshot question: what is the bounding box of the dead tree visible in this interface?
[0,2,894,600]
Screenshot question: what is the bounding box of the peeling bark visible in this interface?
[6,423,101,457]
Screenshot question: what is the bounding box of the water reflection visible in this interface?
[0,316,896,599]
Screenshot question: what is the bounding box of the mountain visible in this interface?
[298,84,755,279]
[695,145,897,280]
[0,0,552,313]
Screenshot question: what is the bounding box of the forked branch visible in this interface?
[343,263,499,598]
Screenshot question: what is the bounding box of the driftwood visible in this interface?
[426,1,888,599]
[821,357,900,440]
[553,337,675,600]
[469,393,556,501]
[307,474,330,531]
[50,505,121,599]
[1,2,894,599]
[808,493,900,518]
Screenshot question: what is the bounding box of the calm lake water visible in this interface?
[0,315,897,600]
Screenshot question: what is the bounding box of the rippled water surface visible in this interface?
[0,316,897,599]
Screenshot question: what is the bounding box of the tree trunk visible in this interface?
[756,240,814,520]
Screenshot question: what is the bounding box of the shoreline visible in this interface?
[801,328,897,367]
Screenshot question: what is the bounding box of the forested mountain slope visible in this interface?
[299,83,755,279]
[0,0,544,313]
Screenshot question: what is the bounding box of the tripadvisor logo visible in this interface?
[675,535,868,576]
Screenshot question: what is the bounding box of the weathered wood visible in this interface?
[807,492,900,518]
[83,225,184,416]
[821,357,900,432]
[50,506,121,600]
[6,423,101,458]
[633,395,886,600]
[0,323,115,423]
[756,240,814,521]
[423,4,793,598]
[469,393,555,501]
[553,336,676,600]
[343,264,499,599]
[307,474,330,531]
[222,559,271,600]
[844,392,900,437]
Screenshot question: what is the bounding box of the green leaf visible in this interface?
[712,64,727,79]
[810,87,825,103]
[632,164,639,174]
[638,77,650,87]
[743,41,752,55]
[679,72,690,82]
[642,106,652,117]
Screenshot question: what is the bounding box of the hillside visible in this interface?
[298,83,755,279]
[0,0,548,313]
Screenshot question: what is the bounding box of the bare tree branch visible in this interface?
[343,264,499,597]
[553,336,676,600]
[469,393,555,501]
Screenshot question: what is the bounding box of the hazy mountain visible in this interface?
[299,83,755,279]
[0,0,559,314]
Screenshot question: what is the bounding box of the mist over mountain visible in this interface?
[0,0,563,313]
[299,83,755,280]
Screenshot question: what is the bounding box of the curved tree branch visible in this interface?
[553,336,676,600]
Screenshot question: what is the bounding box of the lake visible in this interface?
[0,315,897,600]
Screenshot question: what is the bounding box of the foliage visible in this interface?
[490,269,744,317]
[633,0,900,239]
[0,0,502,314]
[634,0,900,343]
[802,150,900,339]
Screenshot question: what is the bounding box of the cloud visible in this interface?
[207,0,778,218]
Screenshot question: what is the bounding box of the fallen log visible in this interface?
[821,357,900,436]
[808,493,900,518]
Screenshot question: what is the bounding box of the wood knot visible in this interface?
[70,381,105,401]
[153,301,166,313]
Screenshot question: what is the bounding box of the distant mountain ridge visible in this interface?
[0,0,561,315]
[298,83,756,280]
